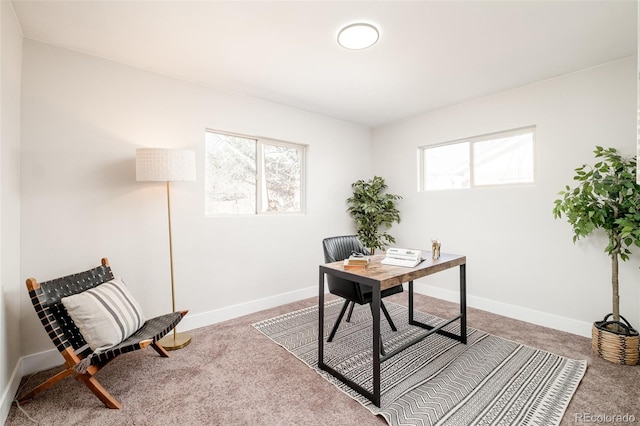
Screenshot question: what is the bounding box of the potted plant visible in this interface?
[347,176,402,254]
[553,146,640,365]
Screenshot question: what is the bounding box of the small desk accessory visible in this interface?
[431,239,441,259]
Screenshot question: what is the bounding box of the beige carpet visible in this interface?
[7,293,640,425]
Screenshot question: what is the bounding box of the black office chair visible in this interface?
[322,235,403,354]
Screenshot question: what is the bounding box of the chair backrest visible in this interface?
[322,235,370,303]
[26,258,114,355]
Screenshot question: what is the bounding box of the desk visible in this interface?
[318,251,466,407]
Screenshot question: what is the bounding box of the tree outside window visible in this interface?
[205,131,305,215]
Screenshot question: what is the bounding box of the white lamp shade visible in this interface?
[136,148,196,182]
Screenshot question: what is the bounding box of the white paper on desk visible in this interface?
[383,248,422,267]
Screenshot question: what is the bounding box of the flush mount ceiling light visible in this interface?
[337,23,379,50]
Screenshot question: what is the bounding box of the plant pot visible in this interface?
[592,314,639,365]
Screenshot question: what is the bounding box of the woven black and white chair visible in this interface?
[18,258,187,409]
[322,235,403,354]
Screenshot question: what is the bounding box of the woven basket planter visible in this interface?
[592,314,639,365]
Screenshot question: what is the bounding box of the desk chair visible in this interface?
[322,235,403,354]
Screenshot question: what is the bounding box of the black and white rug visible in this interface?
[253,300,587,426]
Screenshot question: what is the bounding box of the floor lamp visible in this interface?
[136,148,196,350]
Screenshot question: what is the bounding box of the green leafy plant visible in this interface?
[347,176,402,254]
[552,146,640,327]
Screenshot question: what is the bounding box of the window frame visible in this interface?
[417,126,536,191]
[205,129,306,216]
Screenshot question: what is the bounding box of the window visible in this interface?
[205,130,305,215]
[419,126,535,191]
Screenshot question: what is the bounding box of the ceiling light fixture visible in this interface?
[337,23,379,50]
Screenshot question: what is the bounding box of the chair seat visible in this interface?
[91,311,185,367]
[360,284,403,304]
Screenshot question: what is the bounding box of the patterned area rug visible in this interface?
[253,300,587,426]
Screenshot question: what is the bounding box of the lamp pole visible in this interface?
[158,180,192,350]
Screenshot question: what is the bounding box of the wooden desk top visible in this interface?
[320,251,466,291]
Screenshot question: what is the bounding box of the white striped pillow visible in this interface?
[62,277,146,353]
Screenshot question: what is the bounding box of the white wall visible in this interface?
[372,57,639,336]
[20,40,372,360]
[14,36,640,379]
[0,0,23,420]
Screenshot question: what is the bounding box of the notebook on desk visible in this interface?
[381,248,422,268]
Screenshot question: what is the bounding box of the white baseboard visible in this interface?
[178,285,319,332]
[17,285,321,378]
[412,282,593,338]
[20,348,63,376]
[1,359,24,424]
[16,282,592,377]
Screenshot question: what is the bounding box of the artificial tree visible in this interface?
[347,176,402,254]
[552,146,640,336]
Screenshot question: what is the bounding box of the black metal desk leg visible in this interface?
[372,285,381,407]
[460,264,467,344]
[408,280,415,325]
[318,270,325,368]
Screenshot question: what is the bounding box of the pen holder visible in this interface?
[431,239,441,259]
